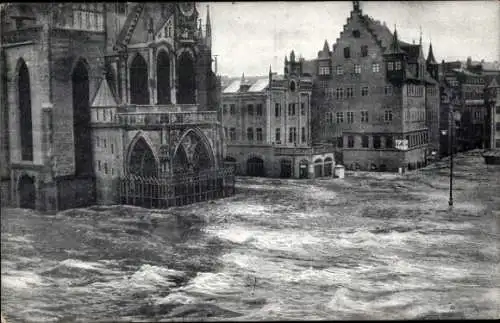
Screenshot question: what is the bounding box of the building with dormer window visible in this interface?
[309,1,440,172]
[0,3,232,211]
[221,51,336,179]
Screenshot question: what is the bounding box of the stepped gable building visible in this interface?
[310,1,440,172]
[0,2,231,211]
[221,51,336,179]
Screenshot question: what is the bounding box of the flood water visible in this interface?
[2,151,499,322]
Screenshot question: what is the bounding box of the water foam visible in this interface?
[128,264,185,290]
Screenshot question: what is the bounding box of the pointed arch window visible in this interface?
[177,51,196,104]
[18,60,33,161]
[157,50,171,104]
[130,54,149,105]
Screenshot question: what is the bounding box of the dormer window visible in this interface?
[290,80,297,92]
[388,62,394,71]
[352,30,361,38]
[395,61,402,70]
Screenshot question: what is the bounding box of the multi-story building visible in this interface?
[0,2,232,211]
[440,58,492,152]
[310,1,439,172]
[484,75,500,162]
[221,51,336,179]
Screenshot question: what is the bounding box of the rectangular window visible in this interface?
[104,162,108,175]
[373,135,381,149]
[496,122,500,131]
[275,128,281,142]
[347,135,354,148]
[354,64,361,74]
[336,65,344,75]
[275,103,281,117]
[344,47,350,58]
[336,88,344,100]
[336,112,344,123]
[230,128,236,141]
[361,110,369,122]
[301,127,306,143]
[384,110,393,122]
[247,104,254,116]
[288,103,296,116]
[372,63,380,73]
[224,127,228,139]
[337,136,344,148]
[222,104,228,114]
[346,87,354,98]
[230,104,236,115]
[386,136,393,148]
[395,61,402,70]
[103,138,107,148]
[96,135,100,147]
[289,127,297,143]
[247,127,254,141]
[256,128,263,141]
[256,104,263,116]
[496,139,500,148]
[384,85,393,96]
[326,112,333,123]
[361,87,369,96]
[496,106,500,114]
[111,143,114,154]
[388,62,394,71]
[97,160,101,171]
[320,80,328,88]
[362,135,369,148]
[301,102,306,115]
[319,66,331,75]
[361,45,368,57]
[347,111,354,124]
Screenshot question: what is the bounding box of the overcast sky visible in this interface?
[197,1,499,77]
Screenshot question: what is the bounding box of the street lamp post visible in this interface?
[441,109,455,207]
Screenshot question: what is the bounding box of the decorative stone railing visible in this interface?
[117,111,218,127]
[275,144,336,156]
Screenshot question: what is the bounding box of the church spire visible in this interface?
[426,42,437,65]
[205,5,212,49]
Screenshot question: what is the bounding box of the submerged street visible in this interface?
[1,151,499,322]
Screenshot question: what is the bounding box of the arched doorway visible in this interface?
[173,144,189,174]
[128,137,158,177]
[224,156,238,174]
[18,174,35,209]
[299,160,309,179]
[247,157,265,177]
[314,158,323,178]
[172,130,215,175]
[130,54,149,104]
[280,159,292,178]
[18,59,33,161]
[156,50,171,104]
[324,157,333,177]
[177,51,196,104]
[72,60,93,176]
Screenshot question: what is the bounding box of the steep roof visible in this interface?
[426,43,438,65]
[91,79,118,107]
[222,76,267,94]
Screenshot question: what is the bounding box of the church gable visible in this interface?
[155,14,175,46]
